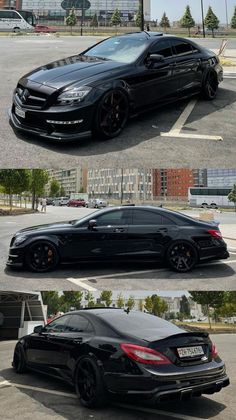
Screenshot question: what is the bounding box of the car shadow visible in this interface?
[4,259,236,283]
[0,367,228,420]
[11,84,236,158]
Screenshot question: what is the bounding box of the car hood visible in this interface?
[15,221,73,236]
[22,55,128,89]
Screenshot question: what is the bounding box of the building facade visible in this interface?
[152,169,195,200]
[207,169,236,188]
[45,168,87,197]
[18,0,150,21]
[87,168,153,201]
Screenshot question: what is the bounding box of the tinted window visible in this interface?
[162,215,176,225]
[150,40,172,58]
[132,209,162,225]
[45,315,71,332]
[0,11,19,19]
[171,40,193,56]
[96,210,131,226]
[67,315,94,333]
[99,311,183,340]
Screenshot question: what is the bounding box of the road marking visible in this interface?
[114,403,208,420]
[67,278,98,291]
[0,379,77,398]
[160,99,223,141]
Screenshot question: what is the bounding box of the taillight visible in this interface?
[207,229,222,239]
[211,343,218,359]
[120,343,172,365]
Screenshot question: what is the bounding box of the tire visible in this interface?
[13,344,27,373]
[13,27,20,33]
[25,240,60,273]
[94,89,129,139]
[75,356,107,408]
[166,241,198,273]
[201,69,218,100]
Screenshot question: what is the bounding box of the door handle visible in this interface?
[113,228,125,233]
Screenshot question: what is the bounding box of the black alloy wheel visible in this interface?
[75,357,107,408]
[202,70,218,100]
[25,241,59,272]
[95,89,129,139]
[167,241,198,272]
[13,345,27,373]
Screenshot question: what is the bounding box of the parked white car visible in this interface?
[86,199,107,209]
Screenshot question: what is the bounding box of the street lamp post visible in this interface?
[81,0,85,36]
[140,0,144,31]
[225,0,229,28]
[200,0,205,38]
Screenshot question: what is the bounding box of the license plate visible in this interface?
[15,107,25,119]
[177,346,204,358]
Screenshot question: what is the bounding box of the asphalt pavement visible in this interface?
[1,335,235,420]
[0,206,235,291]
[1,36,236,168]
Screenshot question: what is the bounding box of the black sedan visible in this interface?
[12,309,230,408]
[7,206,229,273]
[9,32,223,142]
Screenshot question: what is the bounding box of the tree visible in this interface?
[66,7,77,34]
[49,179,60,198]
[60,291,83,312]
[189,292,225,329]
[144,296,153,313]
[231,6,236,29]
[116,293,125,308]
[180,295,190,317]
[126,296,135,310]
[180,5,195,37]
[29,169,48,210]
[160,12,170,32]
[41,291,61,315]
[144,295,168,317]
[111,8,121,28]
[100,290,112,307]
[0,169,30,211]
[228,184,236,211]
[91,13,98,32]
[85,291,95,307]
[135,6,142,30]
[204,6,219,38]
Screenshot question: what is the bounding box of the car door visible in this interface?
[126,209,179,259]
[62,209,132,261]
[25,314,72,374]
[170,39,202,95]
[126,39,177,108]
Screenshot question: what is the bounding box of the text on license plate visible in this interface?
[15,107,25,119]
[177,346,204,358]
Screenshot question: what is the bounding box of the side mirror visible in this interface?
[147,54,165,67]
[33,325,45,334]
[88,219,97,230]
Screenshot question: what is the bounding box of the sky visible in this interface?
[151,0,235,25]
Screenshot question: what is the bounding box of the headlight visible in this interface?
[14,235,28,246]
[57,86,92,105]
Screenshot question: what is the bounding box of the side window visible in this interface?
[149,40,172,58]
[67,315,94,333]
[96,210,130,226]
[45,315,71,333]
[161,215,176,225]
[171,40,193,56]
[132,210,162,225]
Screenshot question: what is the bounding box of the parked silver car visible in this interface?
[86,198,107,209]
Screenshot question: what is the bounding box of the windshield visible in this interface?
[83,36,149,64]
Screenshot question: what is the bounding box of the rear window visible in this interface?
[98,311,182,340]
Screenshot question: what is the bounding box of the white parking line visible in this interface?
[115,403,208,420]
[67,278,98,291]
[160,99,223,141]
[0,380,77,398]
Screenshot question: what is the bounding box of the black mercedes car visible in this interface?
[7,206,229,273]
[9,32,223,142]
[12,309,230,408]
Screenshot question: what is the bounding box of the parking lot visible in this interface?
[0,206,236,291]
[1,36,236,168]
[1,335,236,420]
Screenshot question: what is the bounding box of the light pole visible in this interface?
[81,0,85,36]
[225,0,229,28]
[140,0,144,31]
[200,0,205,38]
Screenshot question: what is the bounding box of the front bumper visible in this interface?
[7,247,25,268]
[9,98,94,142]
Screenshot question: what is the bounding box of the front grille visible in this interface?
[15,85,48,109]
